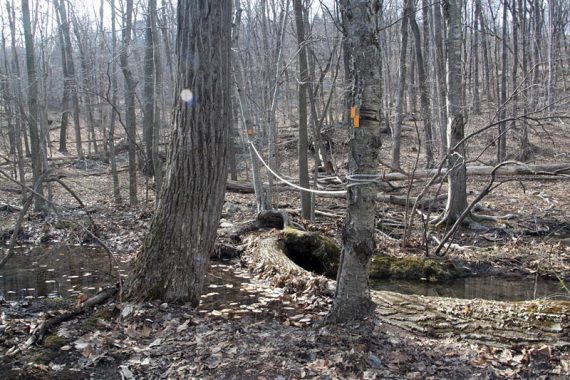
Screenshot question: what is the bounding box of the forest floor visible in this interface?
[1,116,570,378]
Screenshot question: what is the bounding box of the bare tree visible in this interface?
[21,0,46,211]
[293,0,312,219]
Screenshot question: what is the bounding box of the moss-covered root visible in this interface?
[281,227,341,277]
[370,254,458,282]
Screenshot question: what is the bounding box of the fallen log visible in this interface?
[247,234,570,348]
[381,163,570,182]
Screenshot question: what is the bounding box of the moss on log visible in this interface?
[370,255,458,282]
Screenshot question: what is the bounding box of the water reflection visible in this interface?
[372,276,568,302]
[0,245,122,301]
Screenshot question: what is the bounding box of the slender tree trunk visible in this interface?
[433,3,447,151]
[497,0,508,163]
[232,0,266,212]
[293,0,312,219]
[440,0,467,224]
[392,0,411,170]
[143,0,157,178]
[53,0,84,159]
[6,0,26,197]
[126,1,231,305]
[327,0,383,324]
[410,7,434,168]
[120,0,138,205]
[22,0,46,212]
[472,0,481,115]
[108,0,121,204]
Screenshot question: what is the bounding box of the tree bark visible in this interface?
[391,0,411,170]
[21,0,46,212]
[119,0,138,206]
[327,0,383,323]
[293,0,312,219]
[440,0,467,224]
[126,1,231,306]
[410,7,434,168]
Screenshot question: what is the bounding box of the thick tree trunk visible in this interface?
[327,0,383,323]
[126,1,231,306]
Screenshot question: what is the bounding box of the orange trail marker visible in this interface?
[353,115,360,128]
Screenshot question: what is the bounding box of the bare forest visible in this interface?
[1,0,569,378]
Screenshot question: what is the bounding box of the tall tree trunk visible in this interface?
[293,0,312,219]
[440,0,467,224]
[472,0,481,115]
[433,2,447,151]
[6,0,26,198]
[143,0,157,178]
[391,0,411,170]
[53,0,84,159]
[232,0,266,212]
[71,15,98,156]
[126,0,231,305]
[120,0,138,205]
[497,0,508,163]
[327,0,383,323]
[108,0,121,204]
[21,0,46,212]
[410,7,434,168]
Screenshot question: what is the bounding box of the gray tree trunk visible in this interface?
[440,0,467,224]
[497,0,508,163]
[232,0,266,212]
[433,3,447,151]
[22,0,46,212]
[472,0,481,115]
[126,1,231,305]
[391,0,411,170]
[108,0,121,204]
[53,0,84,159]
[293,0,312,220]
[143,0,157,178]
[120,0,138,205]
[327,0,383,323]
[410,8,434,168]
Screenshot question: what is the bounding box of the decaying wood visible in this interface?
[248,234,570,348]
[374,291,569,348]
[8,285,119,356]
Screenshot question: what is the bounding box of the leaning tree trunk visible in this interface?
[126,1,231,306]
[439,0,467,225]
[327,0,383,323]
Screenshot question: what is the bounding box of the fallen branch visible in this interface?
[7,284,119,355]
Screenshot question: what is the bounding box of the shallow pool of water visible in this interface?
[372,276,568,302]
[0,245,125,301]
